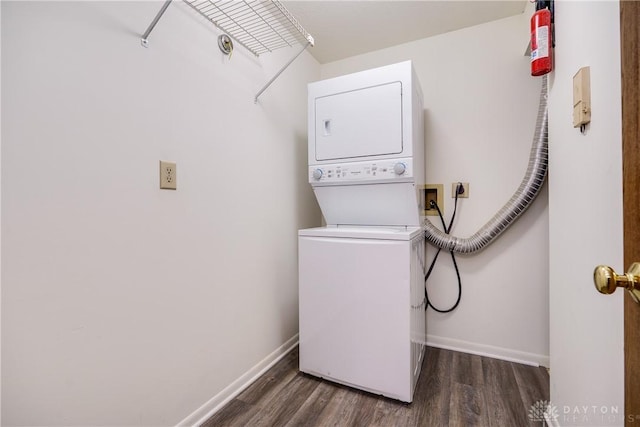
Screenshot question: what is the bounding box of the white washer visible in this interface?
[298,226,426,402]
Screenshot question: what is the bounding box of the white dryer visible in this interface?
[298,226,426,402]
[307,60,425,227]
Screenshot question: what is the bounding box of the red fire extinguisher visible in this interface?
[531,5,553,76]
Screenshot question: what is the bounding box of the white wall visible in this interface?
[0,2,3,421]
[322,12,549,365]
[548,1,624,424]
[1,1,320,425]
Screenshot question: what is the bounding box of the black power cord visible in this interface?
[425,183,464,313]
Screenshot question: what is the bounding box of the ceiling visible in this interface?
[282,1,527,64]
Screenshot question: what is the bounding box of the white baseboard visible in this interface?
[426,334,549,368]
[545,414,561,427]
[176,334,299,427]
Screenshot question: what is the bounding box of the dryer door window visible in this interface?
[314,82,403,161]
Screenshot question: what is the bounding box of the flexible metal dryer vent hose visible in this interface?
[424,75,549,253]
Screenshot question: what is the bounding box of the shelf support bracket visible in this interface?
[254,41,311,103]
[141,0,174,48]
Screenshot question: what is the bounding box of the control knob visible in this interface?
[312,169,323,180]
[393,162,406,175]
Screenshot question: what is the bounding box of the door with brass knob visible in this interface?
[612,2,640,423]
[594,263,640,304]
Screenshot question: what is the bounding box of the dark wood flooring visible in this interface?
[202,346,549,427]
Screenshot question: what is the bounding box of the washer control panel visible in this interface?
[309,159,413,185]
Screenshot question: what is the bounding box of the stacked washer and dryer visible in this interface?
[298,61,426,403]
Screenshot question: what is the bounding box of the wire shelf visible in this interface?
[183,0,314,57]
[140,0,314,101]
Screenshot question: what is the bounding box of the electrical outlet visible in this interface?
[160,161,177,190]
[451,182,469,198]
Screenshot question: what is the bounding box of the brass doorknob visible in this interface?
[593,263,640,303]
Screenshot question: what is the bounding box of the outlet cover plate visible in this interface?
[451,182,469,198]
[160,160,177,190]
